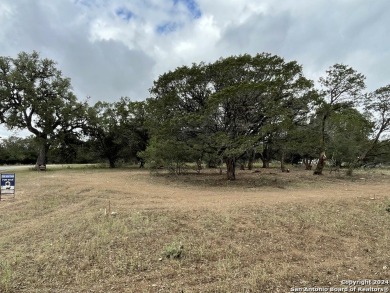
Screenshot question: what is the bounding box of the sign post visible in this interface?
[0,173,15,200]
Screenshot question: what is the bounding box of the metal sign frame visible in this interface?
[0,173,16,200]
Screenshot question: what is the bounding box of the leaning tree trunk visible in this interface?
[347,124,387,175]
[225,157,236,180]
[35,142,50,170]
[313,151,326,175]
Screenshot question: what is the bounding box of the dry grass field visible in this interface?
[0,166,390,292]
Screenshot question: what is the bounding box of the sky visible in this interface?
[0,0,390,138]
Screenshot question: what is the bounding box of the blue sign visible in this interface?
[1,173,15,196]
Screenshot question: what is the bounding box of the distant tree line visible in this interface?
[0,51,389,179]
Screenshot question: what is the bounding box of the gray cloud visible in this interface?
[217,0,390,91]
[0,0,155,103]
[1,0,390,137]
[216,10,292,57]
[59,40,155,103]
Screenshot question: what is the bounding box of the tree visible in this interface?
[0,136,38,164]
[282,118,320,170]
[347,84,390,173]
[0,51,87,168]
[365,85,390,144]
[144,53,314,180]
[366,140,390,165]
[326,107,372,167]
[48,132,88,164]
[142,63,211,172]
[85,98,148,168]
[206,54,314,179]
[313,64,366,175]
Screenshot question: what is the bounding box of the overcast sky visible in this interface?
[1,0,390,137]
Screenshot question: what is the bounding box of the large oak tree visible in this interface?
[0,51,87,167]
[143,53,314,180]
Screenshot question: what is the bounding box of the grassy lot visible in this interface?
[0,166,390,292]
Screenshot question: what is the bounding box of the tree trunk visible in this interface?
[108,158,116,168]
[303,158,312,170]
[313,151,326,175]
[35,141,50,170]
[260,144,271,168]
[248,159,254,170]
[347,122,388,175]
[280,151,286,172]
[196,159,202,174]
[314,113,327,175]
[208,159,217,168]
[225,157,236,180]
[247,149,255,170]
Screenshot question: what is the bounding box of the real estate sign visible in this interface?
[1,173,15,199]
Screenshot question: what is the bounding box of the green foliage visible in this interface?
[0,136,38,164]
[326,107,372,165]
[343,84,390,171]
[139,137,195,173]
[0,51,87,166]
[85,98,148,168]
[367,141,390,164]
[319,63,366,105]
[313,64,367,174]
[162,242,184,259]
[143,62,210,171]
[365,85,390,142]
[2,51,386,174]
[144,53,315,179]
[48,133,98,164]
[278,121,320,167]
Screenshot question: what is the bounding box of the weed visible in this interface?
[163,241,184,259]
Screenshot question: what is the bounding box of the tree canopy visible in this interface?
[0,51,87,166]
[313,64,366,174]
[1,50,389,177]
[142,53,315,179]
[85,98,148,168]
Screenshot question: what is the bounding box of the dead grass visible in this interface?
[0,167,390,292]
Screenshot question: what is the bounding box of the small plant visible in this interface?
[163,242,184,259]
